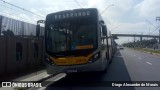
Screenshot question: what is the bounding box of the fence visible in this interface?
[0,15,44,36]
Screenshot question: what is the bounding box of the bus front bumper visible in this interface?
[45,59,104,75]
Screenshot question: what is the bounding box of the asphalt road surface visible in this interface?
[45,48,160,90]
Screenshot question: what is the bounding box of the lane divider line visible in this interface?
[146,62,152,65]
[38,73,66,90]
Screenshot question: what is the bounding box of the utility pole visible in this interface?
[156,17,160,50]
[0,16,2,35]
[140,32,143,48]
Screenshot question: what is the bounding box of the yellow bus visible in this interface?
[38,8,116,75]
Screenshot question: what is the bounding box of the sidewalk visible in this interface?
[0,68,49,90]
[12,69,48,81]
[0,67,46,82]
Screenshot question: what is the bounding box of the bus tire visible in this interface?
[102,61,109,73]
[110,59,112,64]
[101,67,107,73]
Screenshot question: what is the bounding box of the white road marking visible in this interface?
[146,62,152,65]
[38,87,46,90]
[46,73,66,81]
[44,75,50,78]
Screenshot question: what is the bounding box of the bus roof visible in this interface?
[45,8,99,21]
[47,8,98,16]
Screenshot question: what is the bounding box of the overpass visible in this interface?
[112,34,159,38]
[112,34,160,45]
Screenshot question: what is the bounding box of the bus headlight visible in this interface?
[45,57,55,65]
[88,52,100,63]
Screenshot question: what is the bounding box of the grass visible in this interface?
[134,48,160,54]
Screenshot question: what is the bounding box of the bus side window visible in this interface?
[102,25,107,36]
[99,25,104,45]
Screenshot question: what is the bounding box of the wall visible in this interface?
[0,36,45,76]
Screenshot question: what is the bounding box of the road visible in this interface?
[44,48,160,90]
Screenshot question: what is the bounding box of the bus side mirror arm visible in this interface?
[36,24,40,37]
[36,20,45,37]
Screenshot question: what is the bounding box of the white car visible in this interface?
[118,46,124,49]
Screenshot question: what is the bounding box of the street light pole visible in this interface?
[0,15,2,35]
[101,4,114,15]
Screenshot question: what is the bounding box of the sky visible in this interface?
[0,0,160,44]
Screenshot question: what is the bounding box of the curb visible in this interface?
[152,52,160,56]
[26,74,55,89]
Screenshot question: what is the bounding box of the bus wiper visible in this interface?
[56,55,65,56]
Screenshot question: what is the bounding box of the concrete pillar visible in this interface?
[133,36,135,48]
[140,36,142,47]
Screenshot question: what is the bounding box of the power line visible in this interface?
[0,3,44,20]
[0,11,37,24]
[145,20,157,29]
[0,3,26,15]
[145,20,159,35]
[150,28,159,34]
[101,4,114,15]
[146,20,158,34]
[0,0,45,18]
[74,0,83,8]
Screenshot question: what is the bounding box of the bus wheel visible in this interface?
[101,67,107,74]
[110,59,112,64]
[102,62,109,73]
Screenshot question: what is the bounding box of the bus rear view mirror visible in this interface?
[102,25,107,36]
[36,24,40,37]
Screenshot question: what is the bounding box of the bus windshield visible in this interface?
[46,21,97,52]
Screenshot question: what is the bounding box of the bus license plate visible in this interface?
[67,70,77,73]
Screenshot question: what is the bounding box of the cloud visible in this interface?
[135,0,160,17]
[1,0,159,44]
[114,0,134,11]
[96,0,135,26]
[111,22,148,34]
